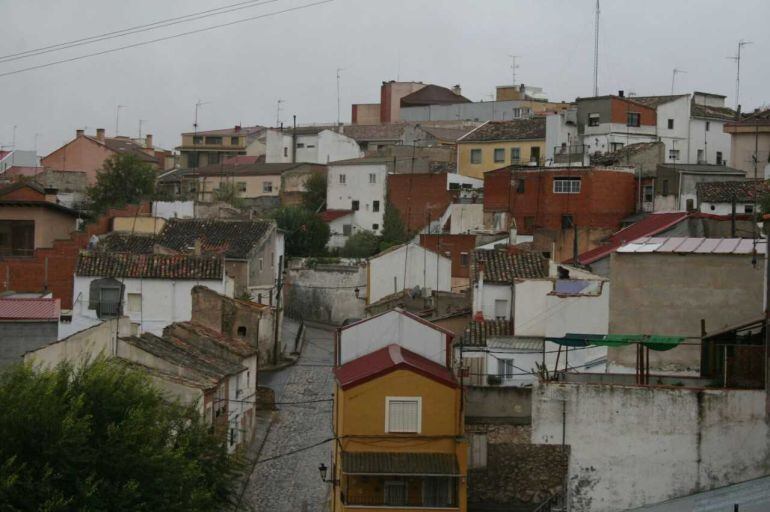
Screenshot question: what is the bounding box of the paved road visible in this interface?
[242,324,335,511]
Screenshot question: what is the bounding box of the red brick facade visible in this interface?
[419,234,477,279]
[387,173,453,233]
[0,203,151,308]
[610,97,656,126]
[483,167,637,234]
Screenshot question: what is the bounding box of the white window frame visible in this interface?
[263,181,273,193]
[470,148,482,164]
[498,358,516,379]
[369,173,377,184]
[553,178,581,194]
[385,396,422,433]
[588,113,600,127]
[339,173,346,184]
[126,292,142,314]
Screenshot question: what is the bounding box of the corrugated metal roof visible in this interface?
[487,336,543,351]
[0,298,60,321]
[628,475,770,512]
[617,237,767,255]
[342,452,459,476]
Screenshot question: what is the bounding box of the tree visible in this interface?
[86,154,156,214]
[0,359,242,511]
[271,206,330,257]
[379,199,408,251]
[212,181,244,209]
[302,172,327,213]
[341,230,380,258]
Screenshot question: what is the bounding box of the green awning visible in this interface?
[546,333,685,351]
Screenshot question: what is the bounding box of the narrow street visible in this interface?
[242,324,335,511]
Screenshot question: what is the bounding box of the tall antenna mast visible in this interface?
[593,0,600,96]
[508,54,520,85]
[276,99,284,127]
[336,68,344,126]
[671,68,686,95]
[115,105,126,136]
[727,39,752,110]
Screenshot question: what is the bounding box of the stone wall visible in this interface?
[0,321,58,367]
[283,258,367,325]
[465,386,532,425]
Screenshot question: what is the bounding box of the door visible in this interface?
[494,299,508,320]
[98,286,122,318]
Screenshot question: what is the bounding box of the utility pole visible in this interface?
[671,68,686,95]
[592,0,600,97]
[193,100,209,173]
[727,40,752,110]
[276,99,284,127]
[33,133,40,155]
[336,68,344,127]
[508,54,520,85]
[115,105,126,136]
[10,125,16,166]
[272,255,284,366]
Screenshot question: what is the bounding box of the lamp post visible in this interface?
[318,462,339,485]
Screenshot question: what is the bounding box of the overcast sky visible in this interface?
[0,0,768,155]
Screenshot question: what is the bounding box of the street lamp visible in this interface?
[318,462,339,484]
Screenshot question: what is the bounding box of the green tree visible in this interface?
[302,173,327,213]
[271,206,330,257]
[212,181,244,209]
[341,230,380,258]
[379,199,408,251]
[86,154,156,214]
[0,360,242,511]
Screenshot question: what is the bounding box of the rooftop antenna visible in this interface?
[593,0,600,96]
[336,68,344,126]
[33,133,41,155]
[194,100,210,132]
[138,119,148,139]
[671,68,686,95]
[508,54,520,85]
[276,99,284,127]
[115,105,126,136]
[727,39,752,110]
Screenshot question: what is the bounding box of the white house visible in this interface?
[545,107,584,165]
[0,150,39,172]
[337,308,454,367]
[67,252,233,338]
[367,243,452,305]
[696,179,766,215]
[326,157,390,245]
[265,127,362,164]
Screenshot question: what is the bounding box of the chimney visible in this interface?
[452,84,462,96]
[145,134,153,149]
[96,128,105,141]
[234,125,241,132]
[618,90,625,98]
[43,187,58,203]
[76,129,84,137]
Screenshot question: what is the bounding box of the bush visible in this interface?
[271,206,330,257]
[341,230,380,258]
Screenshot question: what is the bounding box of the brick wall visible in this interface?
[419,233,476,278]
[483,167,637,234]
[387,173,453,232]
[0,203,151,309]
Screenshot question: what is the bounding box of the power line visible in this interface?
[0,0,284,64]
[0,0,334,79]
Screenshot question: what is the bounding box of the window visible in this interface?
[205,136,222,145]
[187,152,199,167]
[553,177,581,194]
[296,142,305,148]
[306,144,316,149]
[423,478,453,507]
[283,147,288,157]
[339,173,346,184]
[469,433,488,469]
[0,220,34,257]
[470,148,482,164]
[511,147,521,162]
[237,182,247,193]
[494,299,508,320]
[342,224,352,236]
[697,149,705,164]
[237,326,247,337]
[259,258,264,271]
[669,149,680,161]
[530,146,541,163]
[369,173,377,184]
[627,112,641,127]
[352,200,360,211]
[97,286,121,318]
[372,223,379,230]
[384,481,407,506]
[686,198,695,211]
[493,148,505,162]
[745,204,755,214]
[666,119,674,130]
[263,181,273,193]
[516,178,525,193]
[373,200,380,212]
[588,113,600,127]
[386,397,421,433]
[127,293,142,313]
[460,252,469,266]
[610,142,625,152]
[716,151,724,165]
[208,152,219,165]
[524,216,535,231]
[562,214,574,229]
[231,136,239,145]
[706,121,710,131]
[662,179,670,196]
[643,185,654,203]
[498,359,515,379]
[512,107,523,118]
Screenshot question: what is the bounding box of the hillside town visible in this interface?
[1,1,770,512]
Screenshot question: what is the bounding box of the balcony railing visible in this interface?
[343,494,459,508]
[342,476,459,509]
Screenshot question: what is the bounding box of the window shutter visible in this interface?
[388,399,419,432]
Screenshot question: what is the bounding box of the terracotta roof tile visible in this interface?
[472,249,548,283]
[76,252,223,280]
[459,117,546,143]
[462,320,513,347]
[696,180,770,203]
[0,298,60,321]
[157,218,273,259]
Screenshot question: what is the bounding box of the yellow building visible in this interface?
[176,125,265,168]
[457,118,546,179]
[330,344,467,511]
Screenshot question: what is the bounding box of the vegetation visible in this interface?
[0,359,242,511]
[271,206,330,257]
[212,181,245,209]
[86,154,156,214]
[379,199,409,251]
[341,230,380,258]
[302,173,327,213]
[758,190,770,216]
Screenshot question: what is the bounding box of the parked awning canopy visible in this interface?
[341,452,460,476]
[546,333,684,352]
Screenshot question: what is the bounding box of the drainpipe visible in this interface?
[292,115,297,163]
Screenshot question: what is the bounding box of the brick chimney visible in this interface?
[96,128,105,141]
[76,129,84,138]
[452,84,462,96]
[145,134,153,149]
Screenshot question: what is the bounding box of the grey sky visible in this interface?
[1,0,768,155]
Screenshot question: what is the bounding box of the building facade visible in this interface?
[326,158,389,242]
[367,243,452,305]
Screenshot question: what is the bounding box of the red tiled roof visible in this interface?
[333,344,457,390]
[574,212,689,264]
[320,209,353,222]
[223,155,260,165]
[0,298,60,321]
[76,252,224,280]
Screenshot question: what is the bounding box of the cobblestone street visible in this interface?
[241,324,335,511]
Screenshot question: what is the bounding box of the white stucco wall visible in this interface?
[699,201,756,215]
[265,129,362,164]
[448,203,485,234]
[545,110,579,162]
[513,280,552,335]
[71,275,229,336]
[327,214,354,249]
[327,163,387,238]
[655,96,691,163]
[689,118,731,165]
[339,309,449,366]
[367,243,452,304]
[532,382,770,512]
